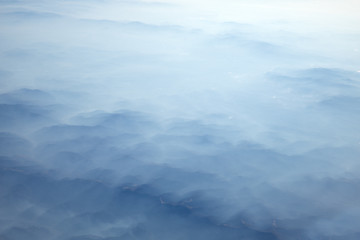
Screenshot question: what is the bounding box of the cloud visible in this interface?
[1,83,360,239]
[0,0,360,239]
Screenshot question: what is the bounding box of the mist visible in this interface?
[0,0,360,239]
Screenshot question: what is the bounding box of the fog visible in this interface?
[0,0,360,239]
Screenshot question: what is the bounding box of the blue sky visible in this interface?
[0,1,360,240]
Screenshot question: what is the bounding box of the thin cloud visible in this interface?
[0,1,359,240]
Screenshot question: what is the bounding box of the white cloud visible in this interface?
[0,1,360,239]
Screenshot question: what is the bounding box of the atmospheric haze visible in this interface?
[0,0,360,240]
